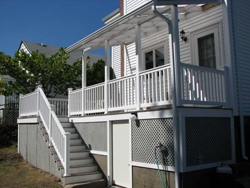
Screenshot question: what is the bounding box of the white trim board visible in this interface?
[90,150,108,156]
[70,109,174,123]
[70,113,135,123]
[17,117,40,124]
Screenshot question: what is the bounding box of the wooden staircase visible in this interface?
[40,117,105,185]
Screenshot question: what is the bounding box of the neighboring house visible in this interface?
[17,1,250,188]
[1,40,104,121]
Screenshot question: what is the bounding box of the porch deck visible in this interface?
[68,62,227,116]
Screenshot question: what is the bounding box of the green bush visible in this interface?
[0,121,17,148]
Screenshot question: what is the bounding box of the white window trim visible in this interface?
[142,42,168,70]
[190,22,224,70]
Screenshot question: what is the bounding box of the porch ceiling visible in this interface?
[66,1,208,52]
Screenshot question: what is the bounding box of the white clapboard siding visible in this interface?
[233,0,250,116]
[112,46,121,79]
[141,28,170,65]
[125,4,223,76]
[179,4,223,65]
[125,43,136,76]
[125,0,151,14]
[19,43,30,54]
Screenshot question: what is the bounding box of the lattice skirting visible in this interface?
[185,117,232,167]
[131,118,175,167]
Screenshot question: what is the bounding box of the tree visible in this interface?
[0,48,82,98]
[86,59,114,86]
[0,48,114,98]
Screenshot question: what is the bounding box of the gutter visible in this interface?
[152,3,181,188]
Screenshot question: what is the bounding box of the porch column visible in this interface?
[171,5,181,188]
[135,24,142,110]
[104,40,111,114]
[171,5,182,106]
[82,50,86,116]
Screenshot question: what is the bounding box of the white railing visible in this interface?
[48,98,68,116]
[108,74,136,111]
[180,63,227,106]
[84,83,105,113]
[140,64,172,108]
[19,87,70,176]
[68,64,227,116]
[19,91,38,117]
[68,88,82,115]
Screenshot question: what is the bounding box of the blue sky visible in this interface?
[0,0,120,56]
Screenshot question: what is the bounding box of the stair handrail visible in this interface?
[21,86,71,176]
[37,87,70,176]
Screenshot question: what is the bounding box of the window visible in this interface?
[145,47,165,70]
[198,34,216,69]
[191,24,222,69]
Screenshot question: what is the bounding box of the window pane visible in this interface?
[198,34,216,69]
[145,51,153,70]
[155,47,165,67]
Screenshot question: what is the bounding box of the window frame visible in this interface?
[190,23,223,70]
[143,43,168,70]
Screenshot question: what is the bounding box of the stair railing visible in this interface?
[19,86,70,176]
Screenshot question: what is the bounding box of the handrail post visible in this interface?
[19,94,23,118]
[68,88,72,117]
[135,24,142,110]
[224,66,229,107]
[104,40,110,114]
[82,50,86,116]
[49,104,55,147]
[36,85,42,116]
[64,132,71,176]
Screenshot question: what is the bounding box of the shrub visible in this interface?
[0,121,17,148]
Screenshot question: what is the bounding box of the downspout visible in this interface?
[230,0,248,161]
[153,4,180,188]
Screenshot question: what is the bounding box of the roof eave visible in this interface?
[66,1,154,53]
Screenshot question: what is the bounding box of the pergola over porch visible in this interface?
[66,0,228,116]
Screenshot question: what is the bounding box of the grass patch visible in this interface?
[0,146,63,188]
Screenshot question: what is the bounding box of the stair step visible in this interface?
[70,139,82,145]
[61,122,72,128]
[53,150,90,161]
[70,145,86,152]
[59,164,98,175]
[64,127,76,133]
[69,157,94,166]
[58,117,70,123]
[63,171,102,185]
[70,151,89,158]
[69,133,79,139]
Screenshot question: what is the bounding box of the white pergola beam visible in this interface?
[155,0,222,5]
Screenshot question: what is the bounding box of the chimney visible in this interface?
[120,0,124,16]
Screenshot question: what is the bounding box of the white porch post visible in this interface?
[105,40,110,114]
[171,5,181,188]
[135,24,142,110]
[171,5,182,107]
[82,50,86,116]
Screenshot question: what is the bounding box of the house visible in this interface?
[17,0,250,188]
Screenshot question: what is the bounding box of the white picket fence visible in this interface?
[19,87,70,176]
